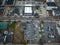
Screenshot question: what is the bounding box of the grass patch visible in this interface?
[10,22,16,29]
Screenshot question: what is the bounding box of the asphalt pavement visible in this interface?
[42,22,59,43]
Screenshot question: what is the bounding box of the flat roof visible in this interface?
[0,22,9,30]
[46,0,55,2]
[53,9,60,14]
[24,6,32,13]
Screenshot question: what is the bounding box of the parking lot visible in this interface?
[21,20,41,44]
[42,22,59,43]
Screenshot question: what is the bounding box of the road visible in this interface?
[0,16,59,22]
[0,43,60,45]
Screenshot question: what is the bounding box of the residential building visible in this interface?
[56,21,60,35]
[0,22,9,30]
[52,9,60,16]
[46,0,58,10]
[55,0,60,8]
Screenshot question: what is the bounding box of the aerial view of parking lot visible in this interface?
[0,0,60,45]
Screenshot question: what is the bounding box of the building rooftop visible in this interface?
[5,0,14,5]
[0,22,9,30]
[0,8,4,14]
[0,0,3,6]
[52,9,60,16]
[11,7,20,15]
[47,2,56,6]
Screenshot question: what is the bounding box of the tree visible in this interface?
[9,21,16,29]
[40,20,44,31]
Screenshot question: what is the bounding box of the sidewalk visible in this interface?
[0,43,60,45]
[44,43,60,45]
